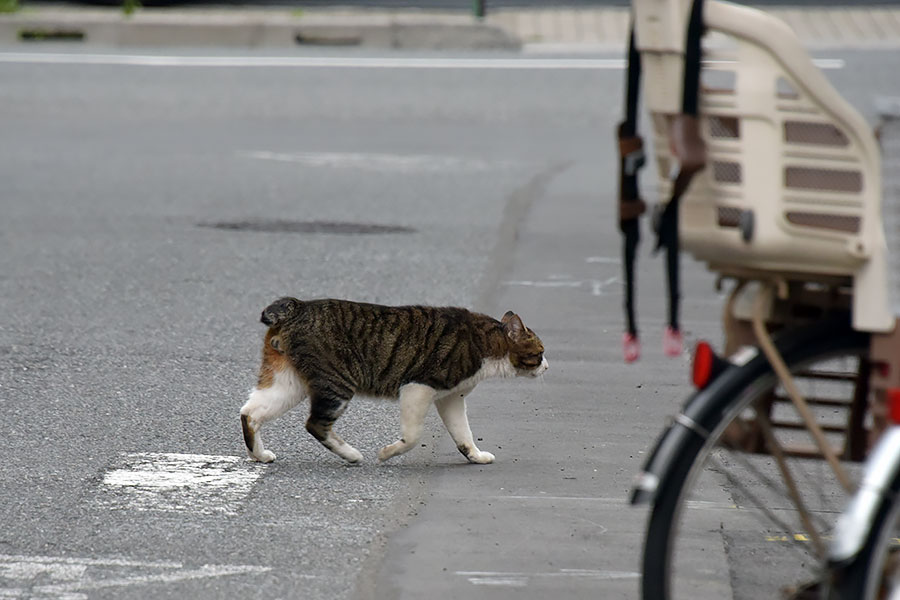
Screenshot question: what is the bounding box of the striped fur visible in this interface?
[240,297,547,464]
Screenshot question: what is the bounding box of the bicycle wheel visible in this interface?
[642,317,870,600]
[826,430,900,600]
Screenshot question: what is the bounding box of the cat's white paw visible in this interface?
[250,449,276,463]
[467,450,495,464]
[344,447,363,464]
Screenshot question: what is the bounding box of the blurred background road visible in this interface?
[16,0,900,7]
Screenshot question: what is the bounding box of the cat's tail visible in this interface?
[260,297,302,327]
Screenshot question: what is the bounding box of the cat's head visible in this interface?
[501,311,548,377]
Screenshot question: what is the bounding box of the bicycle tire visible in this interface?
[827,433,900,600]
[641,316,870,600]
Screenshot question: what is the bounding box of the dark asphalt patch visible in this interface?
[198,220,416,235]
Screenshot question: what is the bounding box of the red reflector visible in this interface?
[889,389,900,425]
[693,341,714,389]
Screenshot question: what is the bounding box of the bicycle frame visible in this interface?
[627,1,900,596]
[631,315,864,506]
[629,0,898,504]
[830,426,900,565]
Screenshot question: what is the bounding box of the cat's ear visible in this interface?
[502,311,526,340]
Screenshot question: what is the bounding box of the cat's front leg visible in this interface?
[378,384,436,462]
[435,392,494,464]
[306,389,363,464]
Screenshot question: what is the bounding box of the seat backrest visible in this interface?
[631,0,893,332]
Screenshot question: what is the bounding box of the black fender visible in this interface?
[630,314,865,506]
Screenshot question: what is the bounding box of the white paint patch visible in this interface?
[467,575,529,586]
[0,554,273,599]
[503,277,620,296]
[99,452,260,516]
[240,150,516,173]
[591,276,619,296]
[504,279,582,289]
[458,569,639,587]
[0,53,846,71]
[586,256,621,264]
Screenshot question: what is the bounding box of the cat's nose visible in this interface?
[536,357,549,375]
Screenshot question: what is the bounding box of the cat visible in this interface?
[240,297,548,465]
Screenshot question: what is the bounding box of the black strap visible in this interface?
[623,217,640,336]
[618,24,644,338]
[682,0,705,117]
[616,1,705,342]
[623,27,641,137]
[655,0,706,332]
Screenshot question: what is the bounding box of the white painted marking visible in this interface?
[0,554,182,569]
[457,569,640,587]
[99,452,260,516]
[0,53,846,70]
[0,53,626,69]
[586,256,621,264]
[810,58,847,70]
[467,576,529,586]
[0,554,274,599]
[503,277,620,296]
[241,150,516,173]
[504,280,582,288]
[573,516,609,534]
[591,276,619,297]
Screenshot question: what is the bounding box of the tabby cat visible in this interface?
[240,297,548,465]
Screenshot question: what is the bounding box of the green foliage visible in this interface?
[0,0,20,15]
[122,0,141,17]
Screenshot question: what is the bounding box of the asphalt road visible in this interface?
[1,47,898,600]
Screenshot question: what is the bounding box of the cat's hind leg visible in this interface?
[435,391,494,464]
[306,387,363,464]
[240,365,306,463]
[378,383,437,462]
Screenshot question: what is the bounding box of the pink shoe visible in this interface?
[663,326,683,357]
[623,333,641,363]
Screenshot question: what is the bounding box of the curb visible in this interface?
[0,8,521,50]
[2,6,900,51]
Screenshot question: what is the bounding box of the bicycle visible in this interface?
[823,108,900,600]
[617,1,900,599]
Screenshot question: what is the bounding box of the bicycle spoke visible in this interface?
[642,321,870,600]
[756,409,826,555]
[707,451,821,565]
